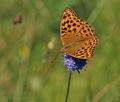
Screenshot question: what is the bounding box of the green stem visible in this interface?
[65,71,72,102]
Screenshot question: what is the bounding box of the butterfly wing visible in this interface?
[64,22,98,59]
[60,8,98,59]
[64,38,96,59]
[60,8,84,46]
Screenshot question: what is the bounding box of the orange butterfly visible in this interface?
[60,8,98,59]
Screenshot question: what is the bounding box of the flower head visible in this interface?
[64,53,87,72]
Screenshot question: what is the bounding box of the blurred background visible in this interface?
[0,0,120,102]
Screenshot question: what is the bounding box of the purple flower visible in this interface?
[64,53,87,72]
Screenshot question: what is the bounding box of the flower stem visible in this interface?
[65,71,72,102]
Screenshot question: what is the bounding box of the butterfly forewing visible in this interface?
[60,8,83,46]
[60,8,98,59]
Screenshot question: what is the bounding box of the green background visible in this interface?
[0,0,120,102]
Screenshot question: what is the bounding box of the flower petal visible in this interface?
[64,53,87,71]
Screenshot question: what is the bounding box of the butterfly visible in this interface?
[60,8,98,59]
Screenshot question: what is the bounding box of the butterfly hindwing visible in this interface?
[63,38,96,59]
